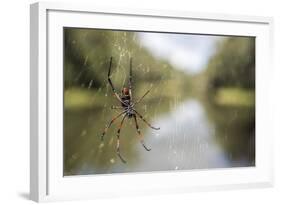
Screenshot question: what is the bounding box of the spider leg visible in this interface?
[133,114,151,151]
[133,109,160,130]
[100,110,126,141]
[116,114,127,163]
[129,57,133,100]
[132,87,153,107]
[107,57,127,106]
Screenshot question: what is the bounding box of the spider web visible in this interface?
[63,28,255,175]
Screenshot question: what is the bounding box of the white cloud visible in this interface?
[138,32,222,74]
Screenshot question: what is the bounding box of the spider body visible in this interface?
[100,57,160,163]
[120,88,134,117]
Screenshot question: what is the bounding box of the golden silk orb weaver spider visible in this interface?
[100,57,160,163]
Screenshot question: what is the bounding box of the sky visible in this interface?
[138,32,225,74]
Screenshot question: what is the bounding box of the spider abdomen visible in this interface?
[121,95,131,108]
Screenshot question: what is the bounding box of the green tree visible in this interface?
[206,37,255,90]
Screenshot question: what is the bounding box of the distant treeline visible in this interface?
[64,28,255,100]
[64,28,190,94]
[205,37,255,90]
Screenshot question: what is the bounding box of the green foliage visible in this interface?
[206,37,255,90]
[63,28,189,93]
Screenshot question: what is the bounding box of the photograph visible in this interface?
[63,28,255,176]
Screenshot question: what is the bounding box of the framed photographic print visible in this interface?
[30,2,274,202]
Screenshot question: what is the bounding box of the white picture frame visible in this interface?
[30,2,274,202]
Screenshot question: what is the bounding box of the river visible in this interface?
[64,97,255,175]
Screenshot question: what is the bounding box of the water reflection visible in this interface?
[133,99,230,172]
[64,97,254,176]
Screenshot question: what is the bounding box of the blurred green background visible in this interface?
[63,28,255,175]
